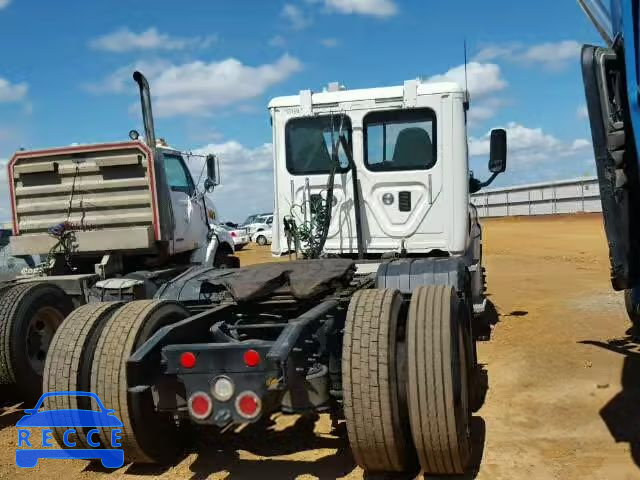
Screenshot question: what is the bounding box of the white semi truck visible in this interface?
[42,78,506,476]
[0,71,236,401]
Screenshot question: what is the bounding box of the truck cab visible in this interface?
[269,80,504,259]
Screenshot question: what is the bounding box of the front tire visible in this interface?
[256,235,267,246]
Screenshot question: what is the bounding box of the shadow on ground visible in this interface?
[580,333,640,468]
[99,410,487,479]
[475,300,500,341]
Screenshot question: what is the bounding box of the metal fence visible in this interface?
[471,176,601,218]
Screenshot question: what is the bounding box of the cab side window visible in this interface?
[163,154,195,196]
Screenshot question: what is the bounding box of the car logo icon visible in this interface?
[15,391,124,469]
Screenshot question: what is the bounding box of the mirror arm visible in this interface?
[478,171,499,189]
[470,172,500,194]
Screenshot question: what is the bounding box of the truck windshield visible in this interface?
[578,0,613,45]
[285,115,352,175]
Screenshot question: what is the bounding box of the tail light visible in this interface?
[235,391,261,420]
[180,351,196,369]
[188,392,213,420]
[243,349,260,367]
[230,231,237,237]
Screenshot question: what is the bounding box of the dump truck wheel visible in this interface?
[91,300,190,464]
[43,302,124,448]
[407,285,471,475]
[342,288,416,473]
[0,282,73,401]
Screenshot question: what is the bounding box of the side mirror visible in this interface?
[489,128,507,173]
[204,154,218,192]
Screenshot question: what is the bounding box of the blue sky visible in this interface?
[0,0,602,222]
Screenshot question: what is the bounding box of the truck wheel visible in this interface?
[43,302,124,448]
[213,247,240,268]
[407,285,471,475]
[624,288,640,328]
[0,283,73,401]
[256,235,267,246]
[91,300,190,464]
[342,289,416,473]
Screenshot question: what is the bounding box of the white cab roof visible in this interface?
[268,81,463,109]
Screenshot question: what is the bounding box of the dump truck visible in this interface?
[43,79,507,476]
[0,71,236,402]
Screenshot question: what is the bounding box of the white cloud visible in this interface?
[474,40,581,71]
[282,4,312,30]
[0,77,27,103]
[88,54,302,117]
[0,0,11,9]
[424,62,507,123]
[469,122,592,165]
[577,105,589,119]
[189,142,274,221]
[269,35,286,48]
[90,27,217,52]
[321,38,340,48]
[425,62,507,100]
[324,0,397,17]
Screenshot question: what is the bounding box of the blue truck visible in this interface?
[579,0,640,325]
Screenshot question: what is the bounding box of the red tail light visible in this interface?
[180,352,196,369]
[235,391,261,420]
[243,349,260,367]
[230,231,237,237]
[188,392,213,420]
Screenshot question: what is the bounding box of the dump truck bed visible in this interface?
[7,141,160,256]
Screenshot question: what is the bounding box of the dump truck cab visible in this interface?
[0,71,236,402]
[269,80,504,259]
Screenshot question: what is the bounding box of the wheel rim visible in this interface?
[25,306,64,375]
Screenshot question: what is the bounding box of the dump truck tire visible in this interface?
[342,288,415,473]
[0,282,73,401]
[407,285,471,475]
[43,302,124,448]
[91,300,190,464]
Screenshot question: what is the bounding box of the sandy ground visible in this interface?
[1,213,639,479]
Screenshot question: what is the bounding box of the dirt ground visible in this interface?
[1,213,639,479]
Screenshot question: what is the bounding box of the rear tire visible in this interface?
[342,289,416,473]
[43,302,124,448]
[406,285,471,475]
[256,235,267,246]
[0,283,73,402]
[91,300,190,463]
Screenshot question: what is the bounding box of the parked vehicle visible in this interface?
[252,228,272,246]
[0,71,237,402]
[242,213,273,235]
[43,78,506,476]
[222,225,251,250]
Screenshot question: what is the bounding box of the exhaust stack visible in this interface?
[133,71,156,149]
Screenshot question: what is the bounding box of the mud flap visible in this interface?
[581,44,640,290]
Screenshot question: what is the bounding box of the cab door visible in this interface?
[162,153,207,254]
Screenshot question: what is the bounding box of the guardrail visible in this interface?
[471,176,601,217]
